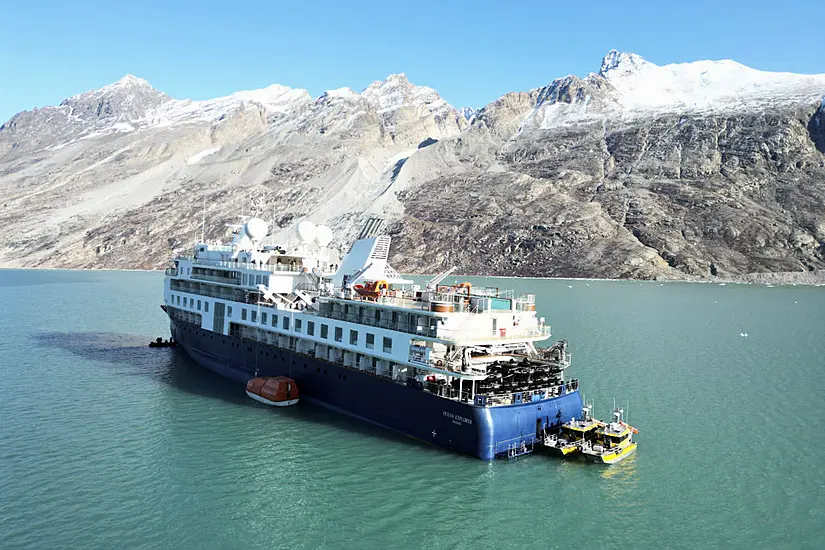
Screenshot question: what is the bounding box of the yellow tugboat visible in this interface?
[580,407,638,464]
[543,405,602,457]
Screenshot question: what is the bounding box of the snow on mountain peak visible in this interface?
[362,73,444,113]
[231,84,311,113]
[113,74,153,88]
[599,50,649,78]
[318,87,361,103]
[602,56,825,115]
[525,52,825,131]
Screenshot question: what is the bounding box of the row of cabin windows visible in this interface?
[241,273,267,287]
[173,294,209,313]
[229,306,393,354]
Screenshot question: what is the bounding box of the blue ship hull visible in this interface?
[170,317,583,460]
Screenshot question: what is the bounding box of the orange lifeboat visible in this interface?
[245,376,299,407]
[353,279,389,300]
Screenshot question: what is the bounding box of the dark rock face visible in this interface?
[0,56,823,282]
[809,101,825,153]
[390,105,825,279]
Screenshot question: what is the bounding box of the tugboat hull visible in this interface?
[583,442,638,464]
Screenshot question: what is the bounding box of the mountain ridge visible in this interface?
[1,51,823,281]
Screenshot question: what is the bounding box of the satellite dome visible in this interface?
[315,225,333,247]
[244,218,269,241]
[296,220,318,243]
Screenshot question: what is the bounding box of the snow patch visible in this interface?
[110,122,135,133]
[187,147,221,165]
[323,87,360,100]
[531,51,825,130]
[231,85,311,114]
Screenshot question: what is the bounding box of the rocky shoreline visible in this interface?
[2,264,822,287]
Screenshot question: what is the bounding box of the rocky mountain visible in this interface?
[458,107,478,122]
[1,51,824,281]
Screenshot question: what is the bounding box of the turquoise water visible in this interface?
[1,270,824,549]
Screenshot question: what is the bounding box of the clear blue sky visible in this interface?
[1,0,822,123]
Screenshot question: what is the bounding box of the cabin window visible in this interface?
[272,315,277,327]
[383,337,392,353]
[204,302,209,313]
[283,317,290,330]
[251,310,257,322]
[197,300,202,311]
[227,306,232,318]
[374,309,380,321]
[242,274,247,285]
[307,321,315,336]
[391,311,398,323]
[176,296,181,305]
[366,333,375,349]
[295,319,302,332]
[334,327,343,342]
[321,324,328,339]
[350,330,358,345]
[183,297,188,307]
[261,312,267,325]
[241,309,247,321]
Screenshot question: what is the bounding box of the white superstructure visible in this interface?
[163,217,564,403]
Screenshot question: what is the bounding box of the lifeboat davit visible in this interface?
[353,279,389,300]
[245,376,299,407]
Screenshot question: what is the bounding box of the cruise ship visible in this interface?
[162,217,583,460]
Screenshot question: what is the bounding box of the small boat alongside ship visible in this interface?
[543,405,602,457]
[246,376,299,406]
[148,337,176,348]
[579,408,638,464]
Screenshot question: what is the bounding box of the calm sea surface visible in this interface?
[1,270,823,549]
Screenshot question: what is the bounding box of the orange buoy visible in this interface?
[246,376,299,407]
